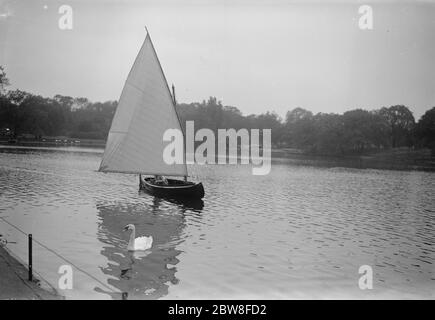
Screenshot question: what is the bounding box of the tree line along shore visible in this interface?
[0,66,434,167]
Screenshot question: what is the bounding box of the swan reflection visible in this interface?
[96,196,202,299]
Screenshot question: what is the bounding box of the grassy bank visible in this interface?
[0,246,62,300]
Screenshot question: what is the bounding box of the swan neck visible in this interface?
[128,228,135,248]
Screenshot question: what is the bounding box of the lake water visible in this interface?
[0,146,434,299]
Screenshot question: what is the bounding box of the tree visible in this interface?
[379,105,415,148]
[253,111,283,144]
[415,107,435,154]
[341,109,390,153]
[366,111,391,149]
[2,90,31,137]
[313,113,344,154]
[54,94,74,112]
[284,108,315,149]
[285,107,313,124]
[0,66,9,95]
[72,97,90,110]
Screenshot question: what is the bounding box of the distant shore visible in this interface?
[0,137,106,148]
[272,147,435,172]
[1,139,434,172]
[0,246,62,300]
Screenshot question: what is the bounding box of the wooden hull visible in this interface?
[140,177,205,199]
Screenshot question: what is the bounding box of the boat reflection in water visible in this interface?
[95,196,203,299]
[145,192,205,212]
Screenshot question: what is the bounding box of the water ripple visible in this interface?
[0,146,434,299]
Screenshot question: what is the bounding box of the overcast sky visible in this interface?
[0,0,434,120]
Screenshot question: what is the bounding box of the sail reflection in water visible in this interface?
[95,195,203,299]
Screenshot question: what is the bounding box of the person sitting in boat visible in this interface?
[154,175,168,185]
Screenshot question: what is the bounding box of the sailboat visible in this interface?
[99,29,204,199]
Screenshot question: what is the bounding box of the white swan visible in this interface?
[123,224,153,251]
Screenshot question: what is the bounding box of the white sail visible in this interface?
[99,33,188,177]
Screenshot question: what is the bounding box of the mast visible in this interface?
[172,84,187,182]
[146,28,188,179]
[172,84,176,105]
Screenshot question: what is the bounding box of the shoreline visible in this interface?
[272,147,435,172]
[1,141,434,172]
[0,139,106,148]
[0,246,63,300]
